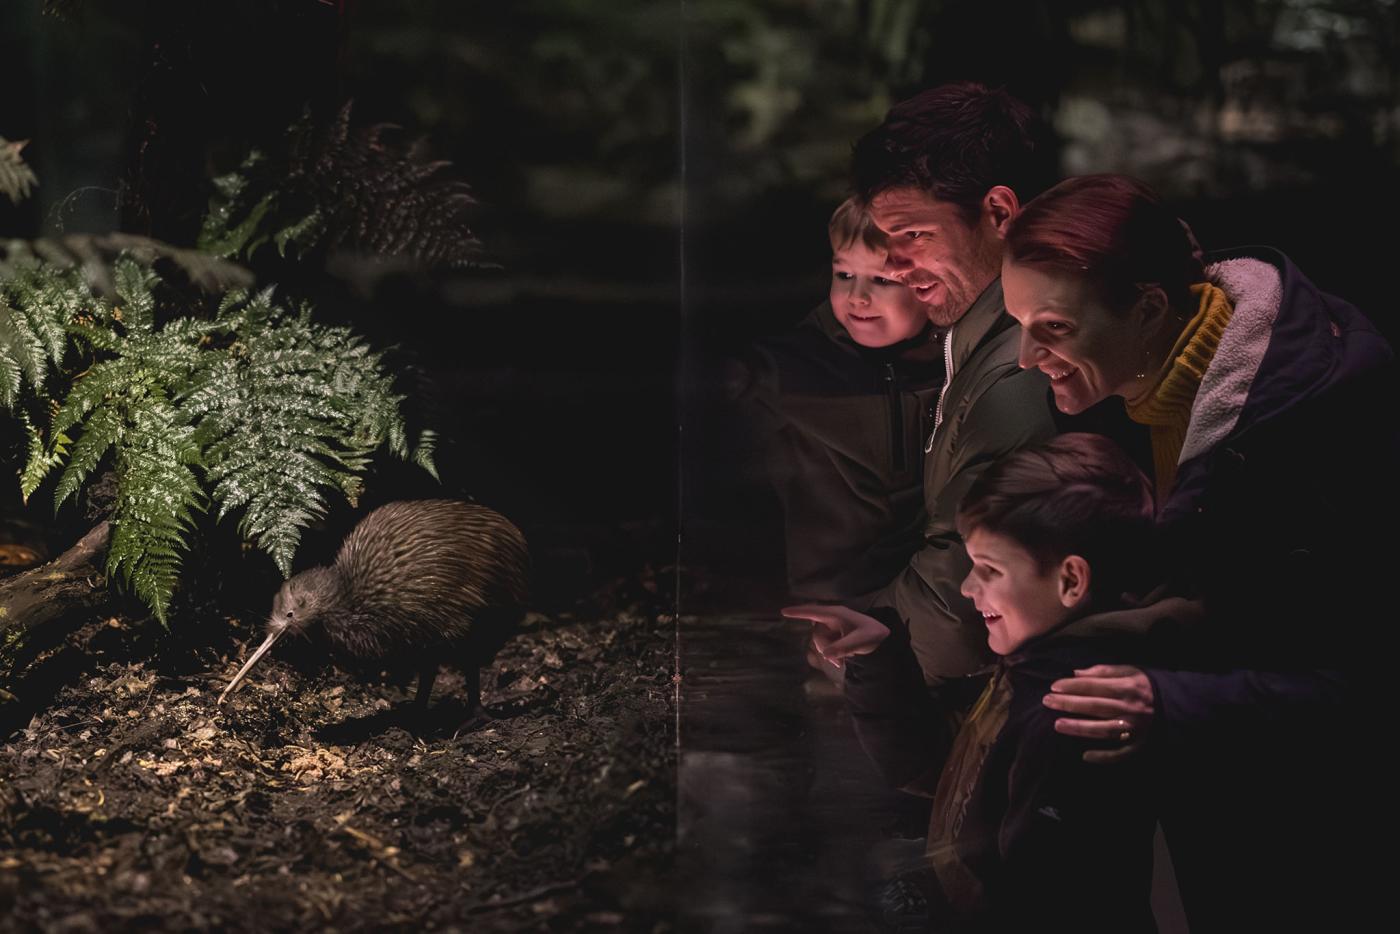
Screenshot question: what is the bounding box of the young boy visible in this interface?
[733,198,944,606]
[786,433,1197,931]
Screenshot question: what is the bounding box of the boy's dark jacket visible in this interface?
[846,594,1201,932]
[736,300,945,602]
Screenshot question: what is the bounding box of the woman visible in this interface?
[1000,173,1394,931]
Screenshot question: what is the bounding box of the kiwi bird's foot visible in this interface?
[451,704,496,739]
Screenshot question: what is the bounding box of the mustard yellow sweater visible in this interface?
[1126,283,1234,503]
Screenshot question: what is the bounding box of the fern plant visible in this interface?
[2,249,435,622]
[199,102,489,269]
[0,138,38,206]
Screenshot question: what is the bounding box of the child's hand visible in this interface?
[781,604,891,670]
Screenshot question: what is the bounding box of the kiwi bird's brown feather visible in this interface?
[318,500,529,666]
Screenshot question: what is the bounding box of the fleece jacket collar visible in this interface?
[1182,246,1392,465]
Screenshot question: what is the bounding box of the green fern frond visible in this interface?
[191,307,408,571]
[0,310,49,397]
[0,338,21,408]
[64,320,125,355]
[181,298,416,575]
[1,246,433,617]
[273,209,322,258]
[112,256,159,331]
[19,412,69,503]
[53,404,121,510]
[198,189,277,260]
[15,293,72,370]
[0,138,38,205]
[51,358,132,437]
[0,234,252,299]
[105,405,204,624]
[199,103,489,270]
[412,428,439,481]
[0,263,87,395]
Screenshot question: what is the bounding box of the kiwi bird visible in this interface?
[218,500,529,718]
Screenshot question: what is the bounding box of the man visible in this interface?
[826,82,1060,699]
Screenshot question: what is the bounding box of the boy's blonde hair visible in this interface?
[828,197,889,254]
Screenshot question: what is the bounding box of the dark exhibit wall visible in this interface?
[5,1,1397,557]
[1,3,1397,931]
[680,0,1400,602]
[684,0,1400,350]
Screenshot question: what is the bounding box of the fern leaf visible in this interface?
[19,413,69,503]
[54,404,122,510]
[65,320,125,355]
[0,337,21,408]
[17,292,72,370]
[0,234,252,299]
[105,407,204,624]
[1,244,434,617]
[112,256,158,331]
[412,428,439,482]
[274,209,322,258]
[198,191,277,259]
[0,138,37,205]
[52,358,133,437]
[199,102,489,269]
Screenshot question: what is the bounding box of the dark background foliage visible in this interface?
[2,0,1397,600]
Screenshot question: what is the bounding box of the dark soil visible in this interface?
[0,577,676,932]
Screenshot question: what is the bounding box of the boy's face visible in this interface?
[960,528,1084,655]
[829,243,928,348]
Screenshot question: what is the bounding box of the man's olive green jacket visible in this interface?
[857,280,1057,687]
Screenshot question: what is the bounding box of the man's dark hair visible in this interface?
[852,82,1047,214]
[956,433,1156,601]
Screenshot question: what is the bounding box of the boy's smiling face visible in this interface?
[960,528,1088,655]
[829,243,928,348]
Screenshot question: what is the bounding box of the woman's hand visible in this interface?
[1043,664,1155,763]
[781,604,891,671]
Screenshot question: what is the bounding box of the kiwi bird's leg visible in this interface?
[450,665,493,738]
[413,662,439,713]
[464,665,482,716]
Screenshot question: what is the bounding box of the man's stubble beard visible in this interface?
[921,290,975,329]
[920,245,1003,329]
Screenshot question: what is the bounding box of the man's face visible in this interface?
[867,187,1006,328]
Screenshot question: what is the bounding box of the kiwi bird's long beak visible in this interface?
[217,627,287,705]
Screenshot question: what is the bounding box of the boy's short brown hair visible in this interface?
[956,433,1155,599]
[828,197,889,254]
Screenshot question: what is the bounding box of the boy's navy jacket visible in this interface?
[845,594,1201,932]
[735,300,945,602]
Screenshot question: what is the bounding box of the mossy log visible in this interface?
[0,521,111,646]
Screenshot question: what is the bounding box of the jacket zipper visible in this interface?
[884,362,905,472]
[926,324,956,453]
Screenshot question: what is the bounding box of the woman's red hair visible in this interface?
[1005,174,1204,314]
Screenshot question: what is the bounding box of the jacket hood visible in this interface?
[1182,247,1392,464]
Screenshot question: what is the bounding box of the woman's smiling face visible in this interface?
[1001,258,1151,415]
